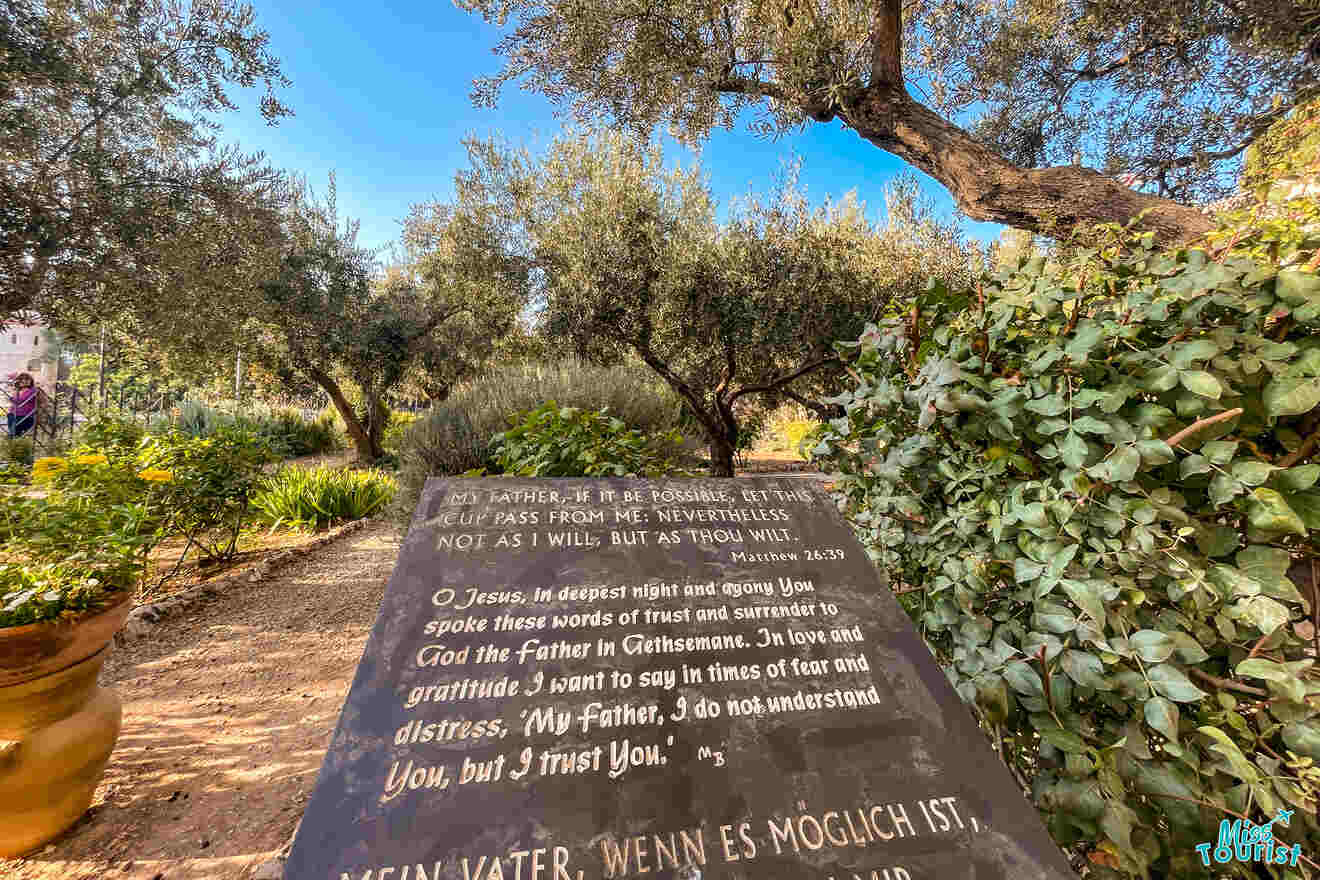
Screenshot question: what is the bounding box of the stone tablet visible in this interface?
[285,477,1077,880]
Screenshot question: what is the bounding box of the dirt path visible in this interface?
[1,521,402,880]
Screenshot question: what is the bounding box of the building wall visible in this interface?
[0,321,59,399]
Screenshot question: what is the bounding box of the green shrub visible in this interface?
[761,403,818,458]
[383,410,420,453]
[136,428,277,562]
[1,458,160,627]
[490,402,686,478]
[260,406,343,457]
[393,360,692,522]
[252,464,397,529]
[73,411,145,453]
[0,461,27,485]
[0,496,151,627]
[814,216,1320,876]
[2,434,33,465]
[172,400,341,458]
[0,430,275,626]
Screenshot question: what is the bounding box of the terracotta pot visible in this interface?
[0,592,132,857]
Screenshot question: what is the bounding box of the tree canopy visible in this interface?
[0,0,289,325]
[457,0,1319,242]
[239,177,525,461]
[445,130,980,474]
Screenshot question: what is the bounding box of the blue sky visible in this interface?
[218,0,1004,254]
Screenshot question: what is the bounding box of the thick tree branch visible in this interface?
[729,356,839,403]
[870,0,904,87]
[837,87,1213,242]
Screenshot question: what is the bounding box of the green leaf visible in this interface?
[1059,431,1088,469]
[1275,269,1320,306]
[1145,364,1180,392]
[1180,370,1222,399]
[1145,696,1180,743]
[1004,660,1044,697]
[1273,464,1320,492]
[1072,416,1111,435]
[1018,502,1048,528]
[1235,658,1296,682]
[1233,460,1276,486]
[1170,339,1220,367]
[1100,801,1137,852]
[1065,322,1105,359]
[1282,722,1320,762]
[1238,595,1292,634]
[1048,543,1079,576]
[1201,440,1238,465]
[1236,546,1304,603]
[1197,726,1260,783]
[1061,578,1107,626]
[1149,665,1208,702]
[1263,377,1320,418]
[1131,630,1176,663]
[1038,726,1088,754]
[1136,439,1175,466]
[1169,631,1209,663]
[1060,649,1109,690]
[1247,488,1307,536]
[1014,557,1044,582]
[1286,490,1320,529]
[1025,394,1068,416]
[1179,454,1211,478]
[1209,473,1245,506]
[1089,445,1140,483]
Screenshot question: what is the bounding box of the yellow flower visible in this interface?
[137,468,174,483]
[31,457,68,482]
[74,453,108,466]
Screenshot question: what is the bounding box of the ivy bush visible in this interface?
[814,215,1320,877]
[490,402,687,478]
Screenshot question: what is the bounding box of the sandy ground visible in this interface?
[1,521,402,880]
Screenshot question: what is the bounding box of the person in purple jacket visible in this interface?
[8,373,38,437]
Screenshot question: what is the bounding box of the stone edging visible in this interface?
[116,518,373,646]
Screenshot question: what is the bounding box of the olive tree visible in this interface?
[451,131,977,475]
[457,0,1319,242]
[248,179,524,462]
[0,0,290,324]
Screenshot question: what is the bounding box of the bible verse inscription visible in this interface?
[284,478,1076,880]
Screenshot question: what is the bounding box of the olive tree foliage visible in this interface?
[247,179,525,462]
[447,130,977,476]
[0,0,290,326]
[912,0,1320,203]
[456,0,1319,243]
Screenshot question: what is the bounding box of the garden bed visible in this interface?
[0,520,402,880]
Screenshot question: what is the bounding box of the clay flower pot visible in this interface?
[0,591,132,857]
